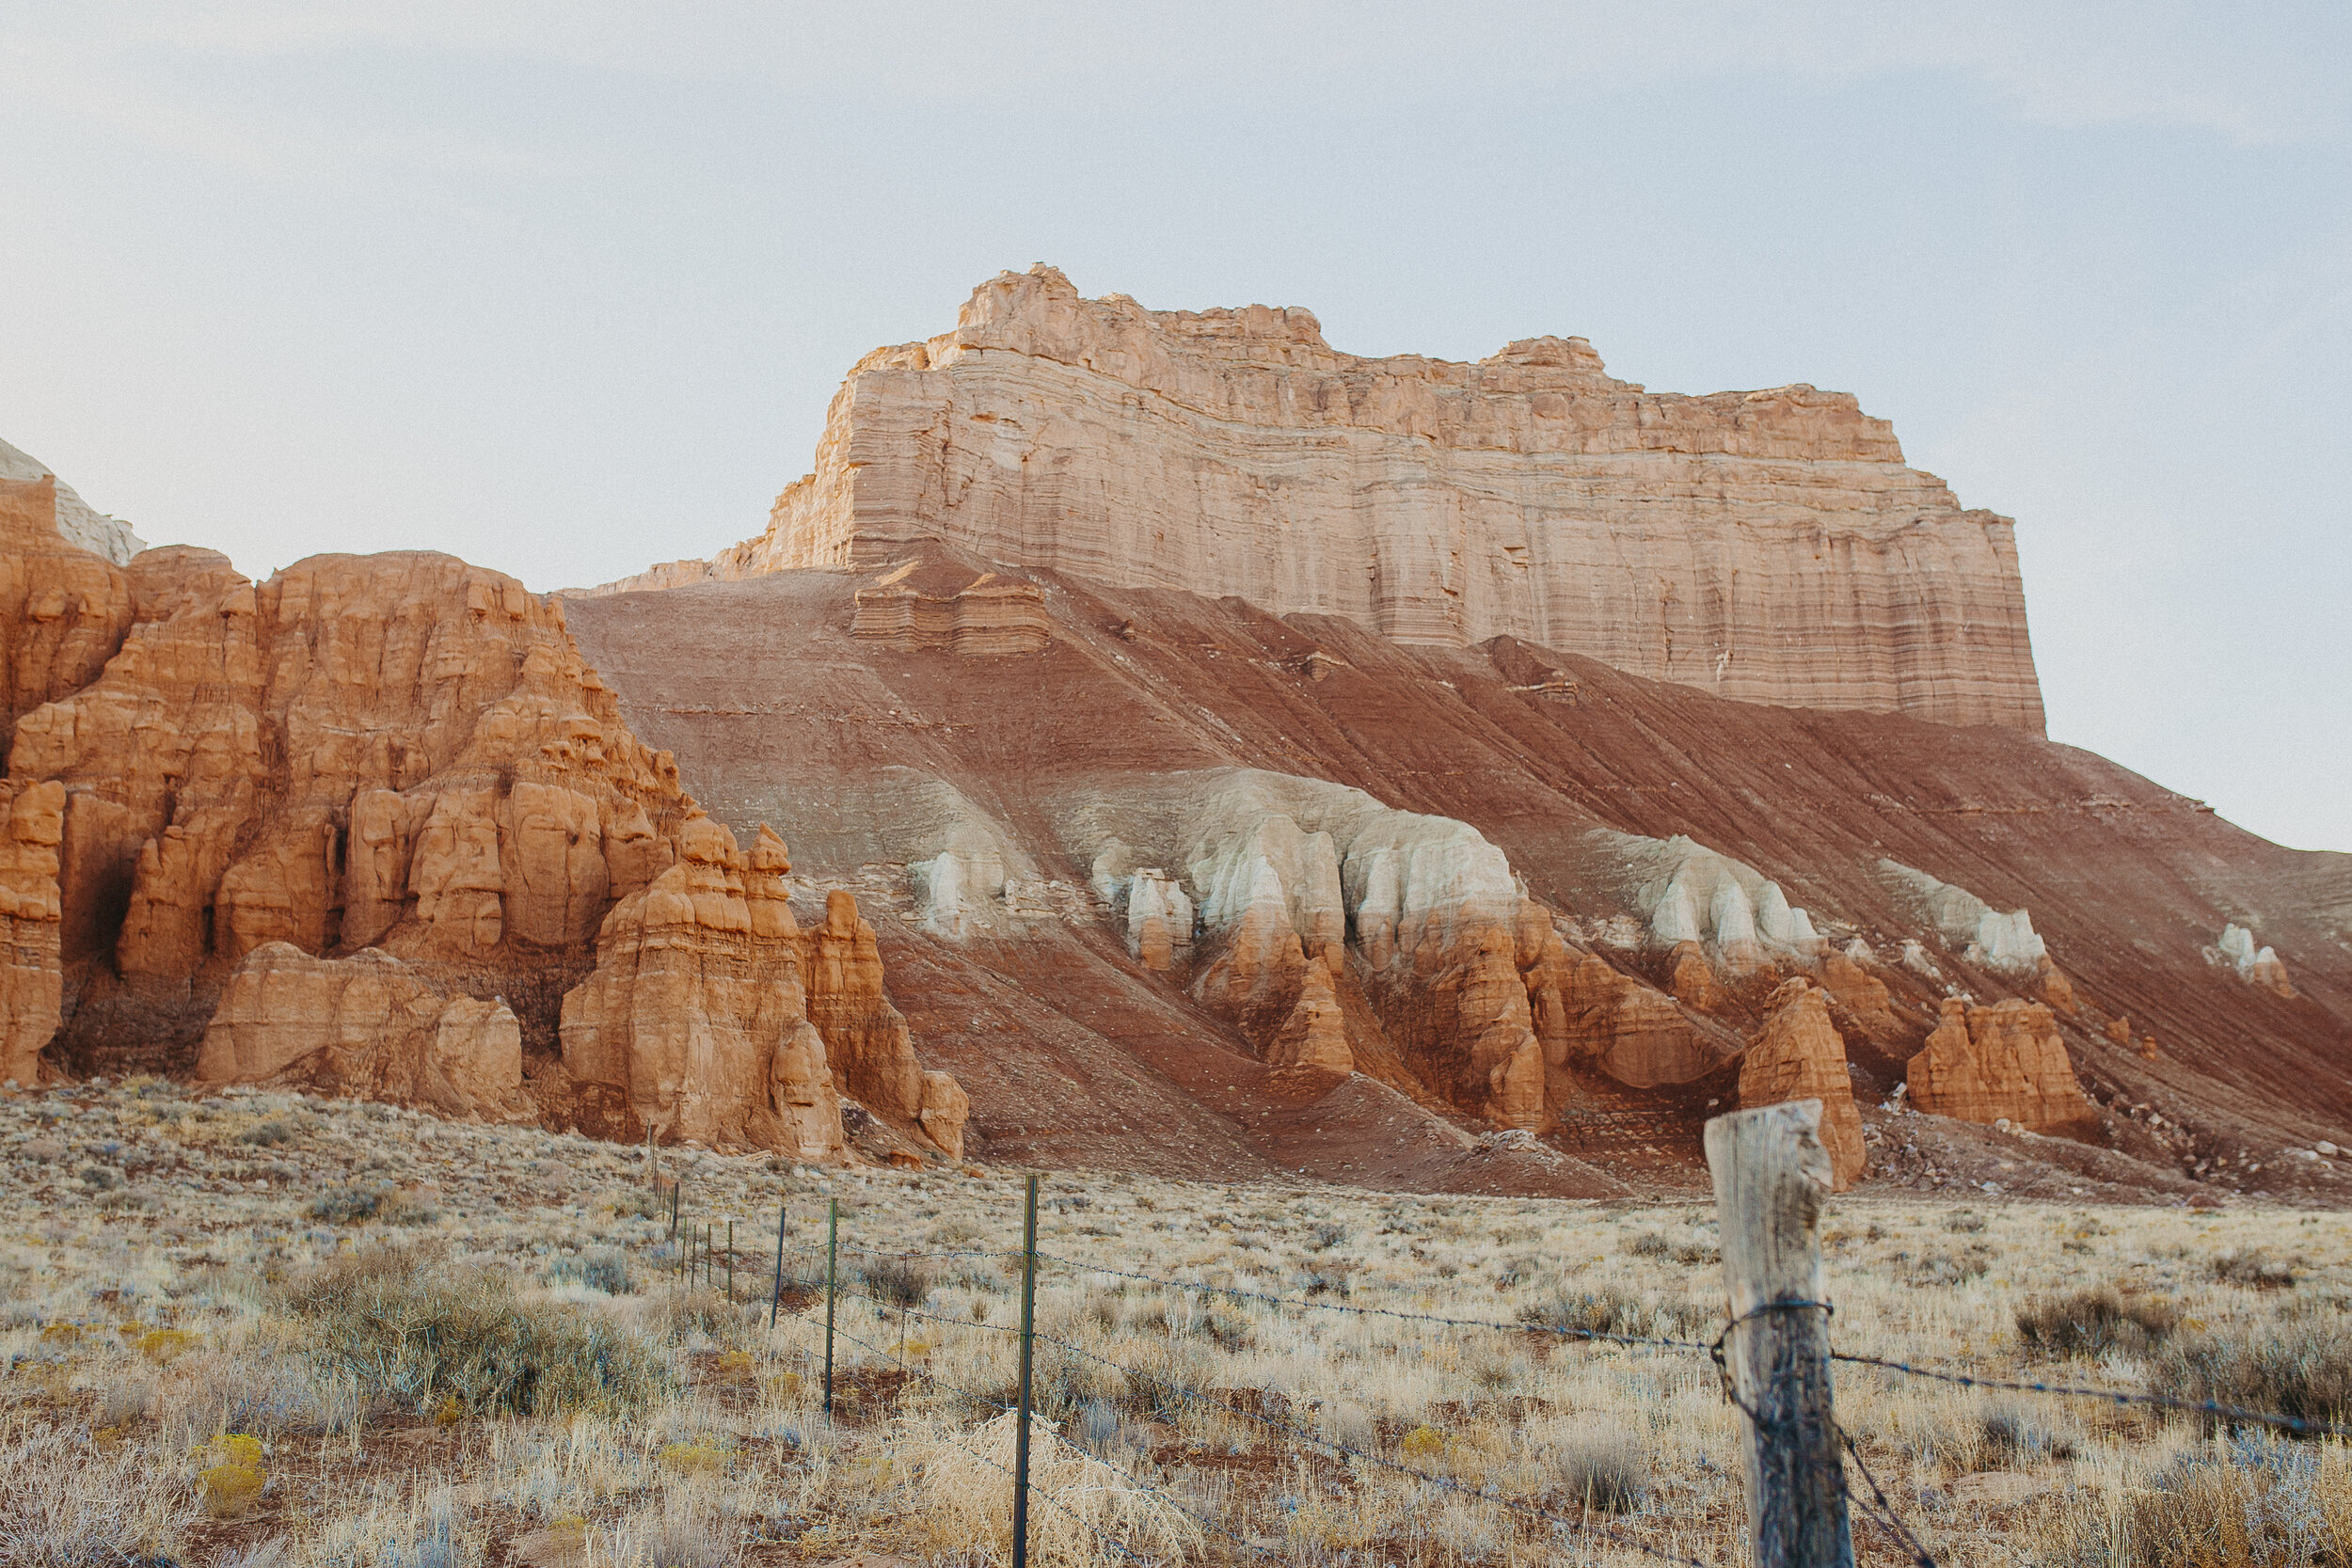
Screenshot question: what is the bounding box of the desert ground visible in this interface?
[8,1078,2351,1568]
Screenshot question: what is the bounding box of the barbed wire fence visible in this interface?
[644,1101,2351,1568]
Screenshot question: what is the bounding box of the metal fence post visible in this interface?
[1012,1174,1040,1568]
[771,1202,787,1330]
[822,1196,839,1418]
[1706,1100,1852,1568]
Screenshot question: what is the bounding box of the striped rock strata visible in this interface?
[604,264,2044,731]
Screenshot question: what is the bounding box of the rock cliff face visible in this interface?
[2,475,134,737]
[2,533,960,1162]
[0,779,64,1085]
[601,265,2044,732]
[9,550,686,1013]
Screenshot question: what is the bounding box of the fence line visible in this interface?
[646,1099,2352,1568]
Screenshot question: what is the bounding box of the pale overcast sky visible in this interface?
[3,3,2347,851]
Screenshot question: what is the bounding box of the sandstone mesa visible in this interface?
[601,264,2044,733]
[5,265,2348,1205]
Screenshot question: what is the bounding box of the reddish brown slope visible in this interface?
[564,558,2351,1183]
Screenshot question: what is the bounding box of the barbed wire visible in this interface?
[1033,1325,1725,1568]
[1835,1424,1938,1568]
[1829,1349,2352,1439]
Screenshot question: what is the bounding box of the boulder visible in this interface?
[194,942,530,1121]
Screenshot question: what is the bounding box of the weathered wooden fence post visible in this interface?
[1706,1100,1853,1568]
[1012,1174,1041,1568]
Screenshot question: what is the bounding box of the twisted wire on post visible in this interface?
[1032,1326,1725,1568]
[1707,1300,1940,1568]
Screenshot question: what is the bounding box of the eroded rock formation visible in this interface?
[2211,924,2294,997]
[1907,997,2099,1138]
[0,438,146,564]
[559,822,961,1161]
[9,551,687,1007]
[1,537,955,1164]
[1064,770,1732,1132]
[2,474,133,737]
[598,265,2044,732]
[560,816,844,1155]
[1739,979,1865,1189]
[1879,860,2047,974]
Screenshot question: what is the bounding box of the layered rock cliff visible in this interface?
[602,265,2045,732]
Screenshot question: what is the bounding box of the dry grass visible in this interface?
[8,1078,2352,1567]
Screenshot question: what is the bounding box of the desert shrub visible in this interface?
[2149,1311,2352,1436]
[622,1493,742,1568]
[1898,1248,1990,1288]
[2214,1248,2298,1291]
[1979,1405,2076,1465]
[555,1249,635,1296]
[157,1348,340,1438]
[92,1372,159,1429]
[1947,1210,1987,1233]
[1300,1261,1353,1298]
[307,1182,436,1227]
[2016,1286,2179,1358]
[1624,1231,1672,1259]
[0,1425,193,1563]
[658,1286,753,1346]
[861,1256,934,1313]
[1306,1222,1349,1253]
[286,1248,665,1417]
[607,1188,660,1220]
[236,1120,294,1148]
[2029,1434,2348,1567]
[1549,1431,1651,1513]
[1521,1284,1710,1341]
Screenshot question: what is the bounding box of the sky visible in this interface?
[2,3,2347,852]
